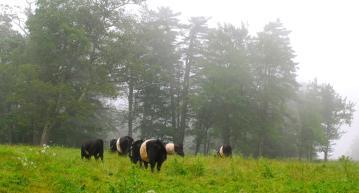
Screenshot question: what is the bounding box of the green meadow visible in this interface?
[0,145,358,193]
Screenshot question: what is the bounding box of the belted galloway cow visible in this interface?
[217,144,232,157]
[81,139,104,161]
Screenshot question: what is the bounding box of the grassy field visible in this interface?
[0,145,358,193]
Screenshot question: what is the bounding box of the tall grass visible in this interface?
[0,145,358,193]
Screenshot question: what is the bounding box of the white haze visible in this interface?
[148,0,359,159]
[2,0,358,159]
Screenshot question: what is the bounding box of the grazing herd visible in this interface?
[81,136,232,172]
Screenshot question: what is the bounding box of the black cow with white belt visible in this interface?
[81,139,104,161]
[217,144,232,157]
[116,136,134,156]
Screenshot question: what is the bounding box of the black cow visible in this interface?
[129,139,144,166]
[217,144,232,157]
[140,139,167,172]
[165,143,184,157]
[116,136,134,156]
[109,139,117,152]
[81,139,104,161]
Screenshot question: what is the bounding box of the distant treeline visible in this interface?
[0,0,354,160]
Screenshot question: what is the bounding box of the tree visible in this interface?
[178,17,209,144]
[22,0,147,145]
[105,15,145,138]
[295,81,325,160]
[251,19,298,157]
[131,7,182,139]
[0,6,28,144]
[318,84,354,161]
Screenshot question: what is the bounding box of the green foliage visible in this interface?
[0,0,144,145]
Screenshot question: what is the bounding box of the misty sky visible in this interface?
[2,0,358,158]
[147,0,359,158]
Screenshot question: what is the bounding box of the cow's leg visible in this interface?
[144,162,148,169]
[94,153,99,160]
[84,153,90,160]
[157,161,163,172]
[149,160,156,173]
[81,148,87,159]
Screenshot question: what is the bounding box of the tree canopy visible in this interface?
[0,1,354,159]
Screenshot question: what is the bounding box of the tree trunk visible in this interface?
[8,126,13,144]
[202,127,211,155]
[176,71,181,138]
[257,101,268,158]
[40,121,51,145]
[6,105,13,144]
[32,126,39,145]
[128,77,134,137]
[178,53,192,144]
[195,135,202,155]
[206,132,211,155]
[203,136,207,155]
[141,90,151,138]
[323,124,331,162]
[169,78,177,139]
[40,92,61,145]
[258,134,264,157]
[323,145,329,161]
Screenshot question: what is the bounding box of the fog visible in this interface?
[147,0,359,159]
[1,0,358,159]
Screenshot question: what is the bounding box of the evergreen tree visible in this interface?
[251,19,298,157]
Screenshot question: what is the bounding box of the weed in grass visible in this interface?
[339,155,355,181]
[187,159,205,177]
[166,158,188,176]
[260,160,275,179]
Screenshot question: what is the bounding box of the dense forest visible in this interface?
[0,0,354,160]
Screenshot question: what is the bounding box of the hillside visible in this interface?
[0,145,358,193]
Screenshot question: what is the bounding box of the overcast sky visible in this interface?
[2,0,358,158]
